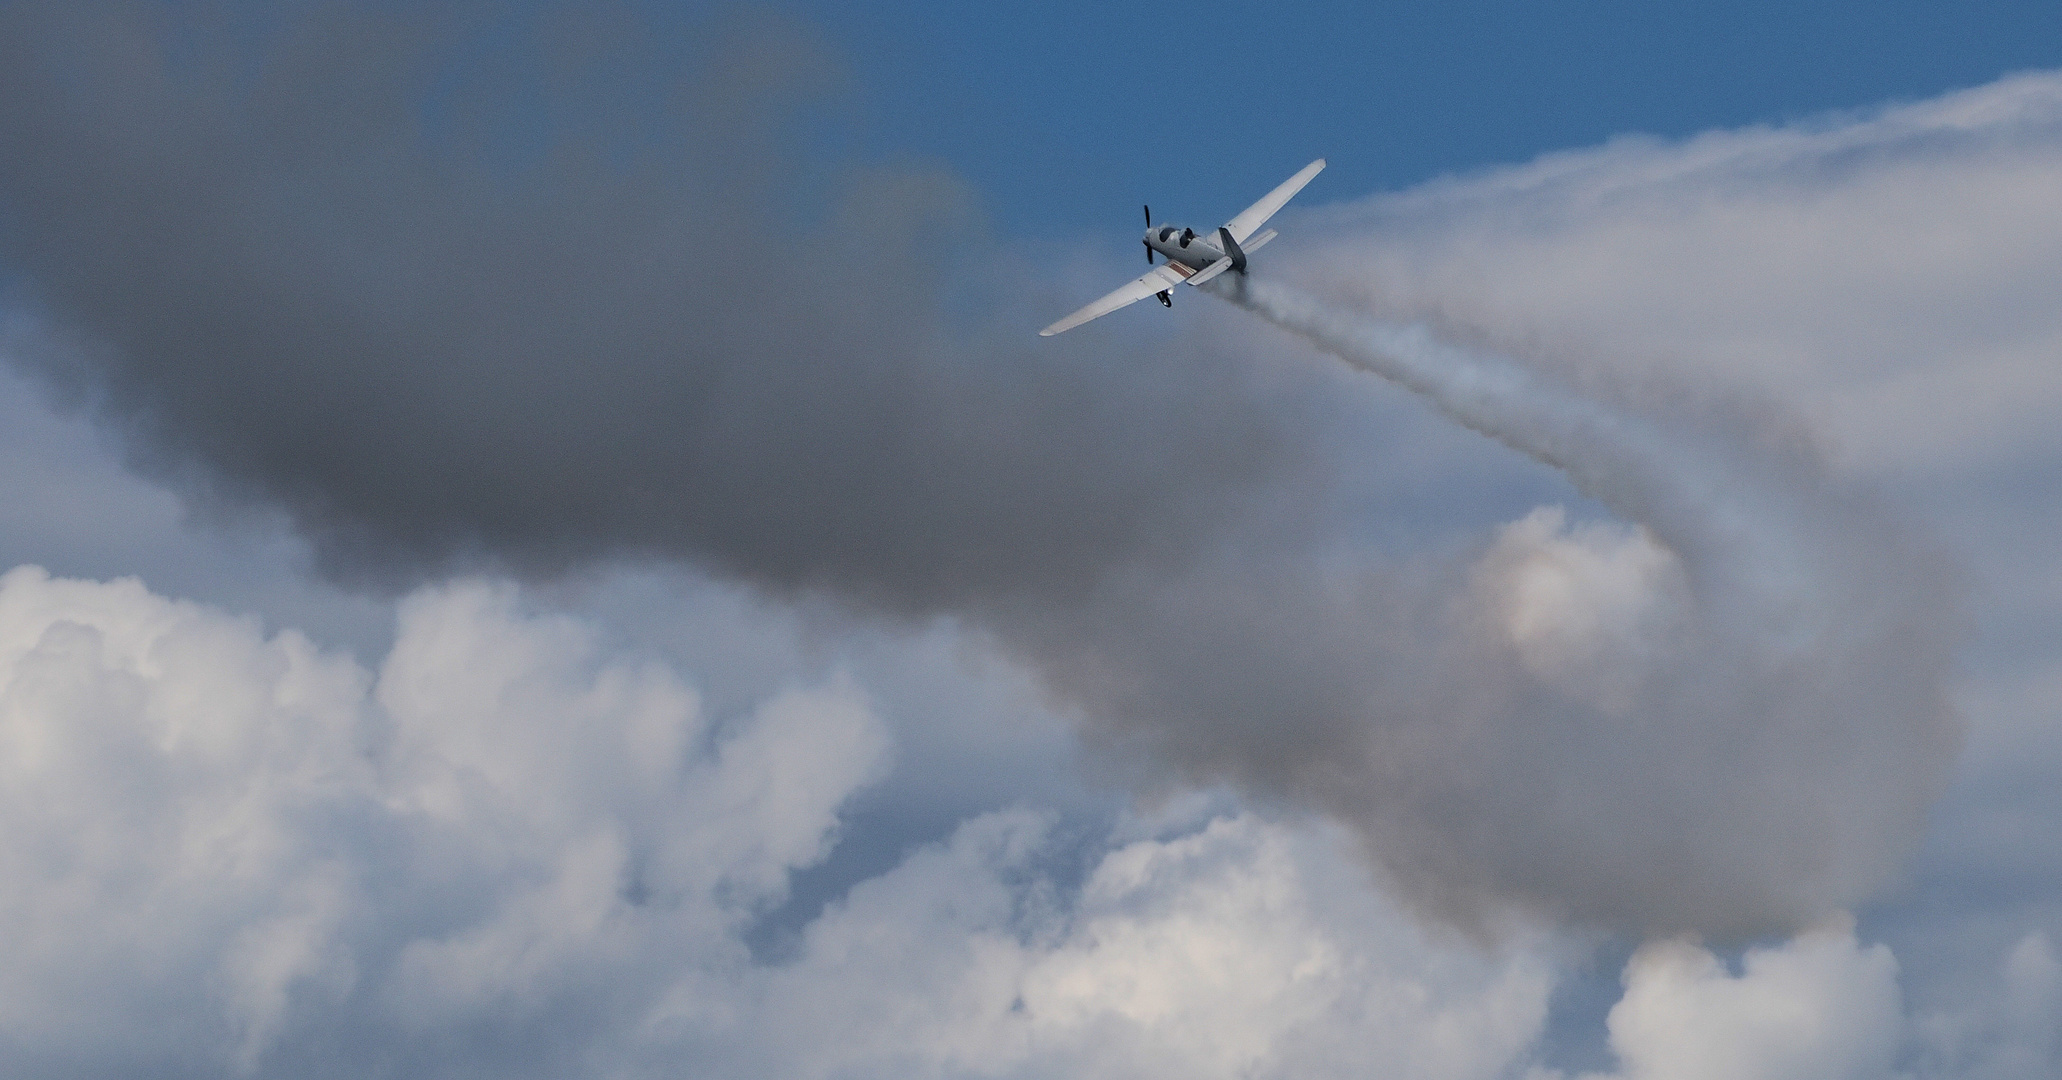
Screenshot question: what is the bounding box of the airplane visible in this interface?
[1039,158,1325,337]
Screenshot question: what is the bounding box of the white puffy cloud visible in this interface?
[0,567,375,1066]
[709,809,1553,1080]
[0,565,1556,1078]
[1471,507,1686,715]
[1570,923,2062,1080]
[1583,921,1903,1080]
[0,566,890,1075]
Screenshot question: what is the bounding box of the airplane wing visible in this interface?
[1039,263,1188,336]
[1220,159,1325,245]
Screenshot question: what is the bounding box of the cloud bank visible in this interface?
[0,566,1556,1079]
[0,561,2041,1079]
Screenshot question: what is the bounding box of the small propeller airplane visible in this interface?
[1039,158,1325,336]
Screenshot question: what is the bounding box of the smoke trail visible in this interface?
[1180,274,1963,935]
[1211,277,1797,614]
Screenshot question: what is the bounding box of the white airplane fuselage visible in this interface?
[1145,226,1228,273]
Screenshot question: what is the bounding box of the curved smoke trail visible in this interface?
[1184,274,1963,935]
[1211,277,1795,609]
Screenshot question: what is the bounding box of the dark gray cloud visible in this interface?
[0,0,1292,610]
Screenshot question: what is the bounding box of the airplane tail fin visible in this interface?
[1216,227,1246,273]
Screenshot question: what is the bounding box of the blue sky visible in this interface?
[789,0,2062,233]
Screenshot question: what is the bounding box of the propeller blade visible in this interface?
[1144,239,1153,264]
[1143,204,1152,227]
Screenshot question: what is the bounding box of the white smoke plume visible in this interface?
[1175,274,1963,936]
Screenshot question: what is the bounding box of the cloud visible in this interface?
[3,557,2038,1079]
[1221,67,2062,1074]
[1290,72,2062,479]
[1178,272,1962,936]
[1564,924,2062,1080]
[1908,931,2062,1080]
[0,565,1571,1078]
[2,1,2061,1074]
[0,0,1982,943]
[0,564,885,1074]
[693,808,1556,1080]
[1474,508,1683,715]
[0,0,1293,610]
[1582,920,1903,1080]
[9,0,2061,987]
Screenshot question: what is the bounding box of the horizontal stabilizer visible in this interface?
[1241,228,1278,254]
[1185,255,1236,286]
